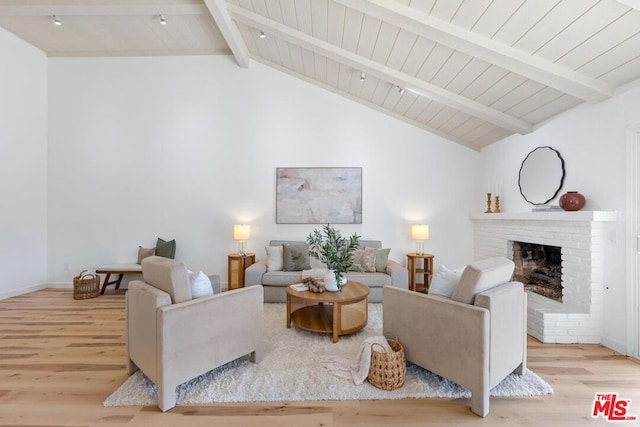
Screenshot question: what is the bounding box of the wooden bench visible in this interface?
[96,263,142,295]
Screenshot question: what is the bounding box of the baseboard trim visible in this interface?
[0,282,72,301]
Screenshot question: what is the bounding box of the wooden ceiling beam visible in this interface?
[336,0,614,103]
[615,0,640,11]
[204,0,249,68]
[227,4,532,135]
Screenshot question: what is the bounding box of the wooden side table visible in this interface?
[227,253,255,290]
[406,253,434,293]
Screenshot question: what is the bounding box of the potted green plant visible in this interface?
[307,224,360,291]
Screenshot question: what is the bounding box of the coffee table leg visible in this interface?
[333,303,340,343]
[286,293,292,328]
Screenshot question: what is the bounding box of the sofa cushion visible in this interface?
[262,271,303,286]
[141,256,191,303]
[137,246,155,264]
[344,271,392,287]
[283,243,311,271]
[429,265,465,298]
[155,237,176,259]
[350,247,377,272]
[451,257,515,304]
[189,270,213,299]
[265,245,284,271]
[371,247,391,273]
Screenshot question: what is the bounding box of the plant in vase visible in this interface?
[307,224,360,291]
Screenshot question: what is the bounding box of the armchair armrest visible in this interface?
[126,281,173,379]
[157,285,264,388]
[244,261,267,287]
[386,260,408,289]
[475,281,527,384]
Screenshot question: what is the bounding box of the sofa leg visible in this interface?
[126,358,139,375]
[250,346,264,363]
[470,389,489,417]
[158,383,177,412]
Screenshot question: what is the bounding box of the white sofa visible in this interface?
[244,240,408,303]
[382,257,527,417]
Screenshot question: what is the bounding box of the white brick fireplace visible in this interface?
[471,211,616,344]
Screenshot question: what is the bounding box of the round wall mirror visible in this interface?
[518,146,565,205]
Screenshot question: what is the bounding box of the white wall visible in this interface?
[480,82,640,353]
[0,28,48,298]
[47,56,479,287]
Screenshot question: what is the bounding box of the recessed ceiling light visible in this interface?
[159,15,166,25]
[53,15,61,26]
[259,31,266,39]
[360,72,366,82]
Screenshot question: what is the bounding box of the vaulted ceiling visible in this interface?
[1,0,640,150]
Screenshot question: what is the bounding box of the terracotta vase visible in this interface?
[559,191,586,211]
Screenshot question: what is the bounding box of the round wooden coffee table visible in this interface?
[286,280,369,343]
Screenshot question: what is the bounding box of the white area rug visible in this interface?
[104,303,552,406]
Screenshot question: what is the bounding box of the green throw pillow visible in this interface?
[282,243,311,271]
[156,238,176,259]
[370,247,391,273]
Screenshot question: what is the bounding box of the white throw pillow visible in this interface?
[189,270,213,299]
[428,265,465,298]
[265,245,284,272]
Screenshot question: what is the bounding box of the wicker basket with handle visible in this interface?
[73,270,100,300]
[368,338,406,391]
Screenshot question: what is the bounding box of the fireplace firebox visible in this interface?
[512,241,562,302]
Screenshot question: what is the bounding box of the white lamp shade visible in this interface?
[233,224,250,240]
[411,224,429,240]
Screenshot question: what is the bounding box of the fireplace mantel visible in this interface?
[471,211,617,222]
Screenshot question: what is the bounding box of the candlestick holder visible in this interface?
[485,193,493,213]
[494,195,501,213]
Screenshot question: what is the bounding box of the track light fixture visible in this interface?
[259,31,266,39]
[360,72,366,82]
[396,85,405,94]
[53,15,61,26]
[159,15,166,25]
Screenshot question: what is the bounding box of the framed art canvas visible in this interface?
[276,167,362,224]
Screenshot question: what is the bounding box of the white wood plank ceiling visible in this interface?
[1,1,640,150]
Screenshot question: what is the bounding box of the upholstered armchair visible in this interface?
[126,256,264,412]
[383,257,527,417]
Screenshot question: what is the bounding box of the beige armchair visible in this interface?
[383,257,526,417]
[126,256,264,412]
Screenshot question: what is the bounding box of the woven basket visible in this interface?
[368,338,406,391]
[73,270,100,300]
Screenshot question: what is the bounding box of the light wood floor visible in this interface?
[1,289,639,426]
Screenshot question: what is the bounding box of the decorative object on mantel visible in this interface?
[531,205,563,212]
[494,195,501,213]
[307,224,360,291]
[485,193,493,213]
[559,191,586,211]
[518,146,565,205]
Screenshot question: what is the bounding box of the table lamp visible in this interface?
[411,224,429,255]
[233,224,250,256]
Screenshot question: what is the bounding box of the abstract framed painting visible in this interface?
[276,167,362,224]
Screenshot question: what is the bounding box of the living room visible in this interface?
[2,1,640,424]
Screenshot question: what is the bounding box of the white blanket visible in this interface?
[320,336,392,385]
